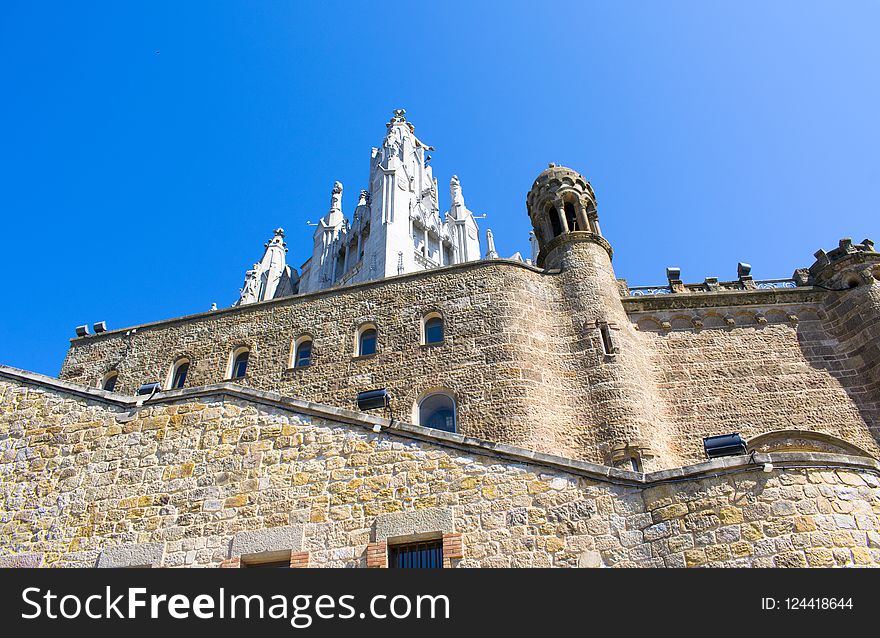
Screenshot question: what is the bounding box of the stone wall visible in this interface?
[57,255,879,469]
[2,370,879,568]
[628,302,880,461]
[60,260,581,461]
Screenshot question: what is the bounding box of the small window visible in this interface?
[358,327,377,357]
[629,455,642,473]
[418,393,456,432]
[388,540,443,569]
[102,372,118,392]
[599,322,616,355]
[548,205,563,237]
[169,359,189,389]
[231,350,249,379]
[294,339,313,368]
[423,314,444,345]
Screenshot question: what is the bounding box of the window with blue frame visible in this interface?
[388,540,443,568]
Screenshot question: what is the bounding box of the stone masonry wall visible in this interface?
[60,260,582,461]
[58,258,878,469]
[629,303,880,462]
[2,373,879,568]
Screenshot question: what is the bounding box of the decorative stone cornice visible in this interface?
[622,285,825,313]
[539,231,613,264]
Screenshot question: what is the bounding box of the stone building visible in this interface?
[1,112,879,568]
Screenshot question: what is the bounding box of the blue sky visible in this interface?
[1,1,878,376]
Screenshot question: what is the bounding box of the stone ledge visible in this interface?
[622,286,825,312]
[230,525,304,558]
[374,508,454,542]
[2,365,878,488]
[97,542,165,568]
[0,553,43,568]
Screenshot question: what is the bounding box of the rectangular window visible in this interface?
[599,322,616,355]
[388,540,443,569]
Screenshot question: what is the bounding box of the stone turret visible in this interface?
[811,239,880,428]
[526,163,607,268]
[526,164,676,469]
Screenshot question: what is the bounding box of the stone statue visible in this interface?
[450,175,465,210]
[330,181,343,212]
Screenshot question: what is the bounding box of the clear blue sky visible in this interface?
[1,1,877,376]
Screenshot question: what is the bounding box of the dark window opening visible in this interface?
[172,362,189,389]
[419,393,456,432]
[389,540,443,568]
[359,328,377,356]
[103,374,118,392]
[564,201,579,231]
[232,351,249,378]
[548,206,563,237]
[424,316,444,344]
[599,323,616,355]
[295,340,312,368]
[630,456,642,472]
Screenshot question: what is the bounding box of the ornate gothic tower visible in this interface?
[527,164,677,469]
[295,110,484,294]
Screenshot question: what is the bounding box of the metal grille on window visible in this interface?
[388,540,443,568]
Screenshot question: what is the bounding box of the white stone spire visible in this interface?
[236,228,298,305]
[485,228,499,259]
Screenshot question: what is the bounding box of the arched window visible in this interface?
[564,201,579,231]
[357,325,377,357]
[230,348,249,379]
[293,338,313,368]
[101,371,118,392]
[422,313,444,345]
[548,205,563,237]
[417,393,456,433]
[168,358,190,389]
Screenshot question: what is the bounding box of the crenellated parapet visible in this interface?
[809,238,878,288]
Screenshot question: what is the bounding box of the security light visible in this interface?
[136,382,161,396]
[94,321,107,333]
[357,388,390,411]
[703,433,748,459]
[75,325,89,337]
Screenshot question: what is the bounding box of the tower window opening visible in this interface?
[630,455,643,473]
[564,201,579,231]
[599,322,617,355]
[548,205,563,237]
